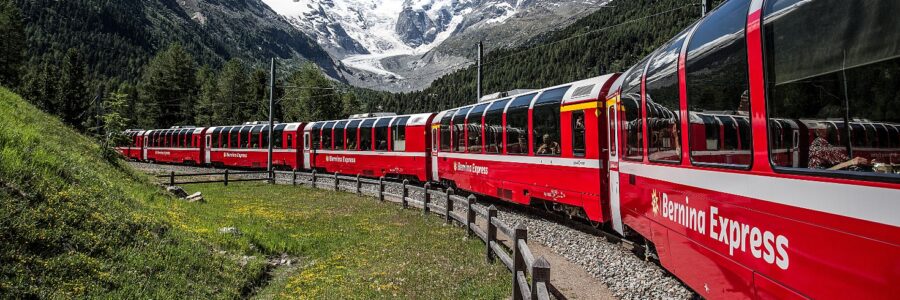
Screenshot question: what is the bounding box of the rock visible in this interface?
[185,192,204,203]
[166,186,188,198]
[219,227,240,235]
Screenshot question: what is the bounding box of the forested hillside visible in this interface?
[372,0,724,114]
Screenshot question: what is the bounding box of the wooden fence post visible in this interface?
[531,257,551,300]
[401,179,409,209]
[378,176,385,202]
[423,183,431,215]
[311,170,317,188]
[355,174,361,195]
[486,205,498,264]
[445,188,454,224]
[224,169,229,186]
[292,170,297,186]
[269,170,275,184]
[466,195,476,237]
[333,173,339,191]
[512,224,528,300]
[169,171,175,186]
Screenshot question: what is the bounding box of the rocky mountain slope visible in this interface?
[263,0,609,92]
[14,0,341,82]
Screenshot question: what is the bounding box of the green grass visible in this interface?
[170,183,510,299]
[0,87,509,299]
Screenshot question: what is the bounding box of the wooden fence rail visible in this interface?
[161,170,561,300]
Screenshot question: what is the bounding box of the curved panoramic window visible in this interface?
[273,124,286,149]
[374,118,392,151]
[391,117,410,152]
[533,86,569,157]
[452,107,472,152]
[685,0,752,167]
[439,110,455,152]
[645,30,689,163]
[333,121,347,150]
[467,103,490,153]
[250,126,263,149]
[229,127,240,149]
[240,126,253,149]
[346,120,361,150]
[359,119,375,151]
[484,99,510,154]
[621,57,649,161]
[763,0,900,180]
[310,123,323,150]
[321,122,335,150]
[506,94,536,155]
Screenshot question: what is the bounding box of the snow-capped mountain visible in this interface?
[262,0,609,91]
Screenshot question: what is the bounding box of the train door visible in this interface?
[607,104,624,235]
[303,132,312,169]
[431,127,439,181]
[204,134,212,164]
[142,133,149,161]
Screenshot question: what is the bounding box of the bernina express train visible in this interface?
[117,0,900,298]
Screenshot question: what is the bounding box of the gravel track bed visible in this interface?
[131,162,693,299]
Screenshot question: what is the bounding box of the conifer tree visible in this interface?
[138,43,198,128]
[0,0,24,88]
[282,63,340,122]
[194,65,217,126]
[57,48,90,129]
[214,59,252,125]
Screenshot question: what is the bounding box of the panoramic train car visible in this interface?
[115,129,145,160]
[432,75,619,223]
[142,127,206,164]
[303,113,436,182]
[204,122,305,170]
[604,0,900,298]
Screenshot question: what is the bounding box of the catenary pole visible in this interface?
[267,58,275,173]
[477,41,483,102]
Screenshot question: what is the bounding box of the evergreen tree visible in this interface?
[194,65,217,126]
[0,0,24,88]
[341,91,362,117]
[249,68,271,121]
[138,43,198,128]
[214,59,252,125]
[19,60,59,113]
[282,63,340,122]
[102,91,130,149]
[57,48,90,130]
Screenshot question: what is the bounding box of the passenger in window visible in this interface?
[809,127,868,171]
[537,134,560,156]
[575,115,585,131]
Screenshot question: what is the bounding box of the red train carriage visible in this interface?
[204,122,304,170]
[432,75,618,223]
[303,113,435,182]
[604,0,900,299]
[143,127,205,164]
[115,129,145,160]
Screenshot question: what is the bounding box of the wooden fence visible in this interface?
[159,169,565,300]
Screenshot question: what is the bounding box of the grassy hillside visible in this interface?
[0,88,266,298]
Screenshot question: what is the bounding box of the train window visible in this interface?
[763,0,900,179]
[392,117,410,152]
[322,122,335,150]
[359,119,375,151]
[467,103,490,153]
[287,134,293,149]
[240,126,253,149]
[452,107,472,152]
[251,126,264,149]
[572,110,586,157]
[334,121,347,150]
[273,125,286,149]
[346,120,361,150]
[311,123,323,150]
[646,31,688,163]
[230,127,239,148]
[506,94,536,155]
[533,86,569,157]
[184,130,192,148]
[374,118,391,151]
[485,99,510,154]
[260,126,270,149]
[685,0,752,167]
[621,57,649,161]
[440,110,455,152]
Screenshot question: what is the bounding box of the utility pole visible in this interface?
[476,41,483,102]
[701,0,709,17]
[267,58,275,173]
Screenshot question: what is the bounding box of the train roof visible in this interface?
[305,113,434,130]
[438,74,619,115]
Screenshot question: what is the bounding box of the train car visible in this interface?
[115,129,145,160]
[143,127,205,164]
[432,75,619,223]
[303,113,435,182]
[204,122,305,170]
[604,0,900,298]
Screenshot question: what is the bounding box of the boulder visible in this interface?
[185,192,204,203]
[166,186,188,198]
[219,227,240,235]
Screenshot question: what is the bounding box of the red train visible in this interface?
[117,0,900,298]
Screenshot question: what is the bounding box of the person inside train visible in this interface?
[808,126,869,171]
[508,135,528,154]
[537,134,560,156]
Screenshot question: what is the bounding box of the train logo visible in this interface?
[542,189,567,201]
[651,190,660,216]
